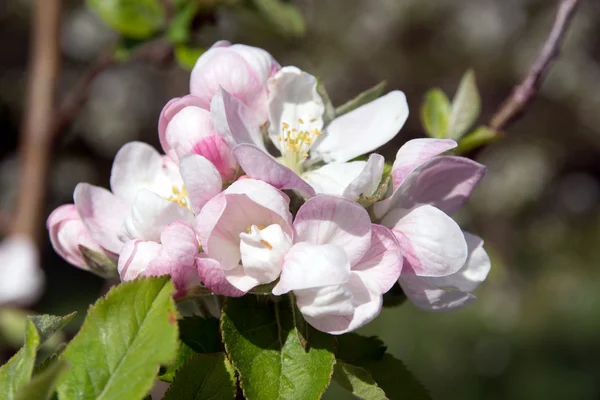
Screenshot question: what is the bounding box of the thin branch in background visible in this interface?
[489,0,581,132]
[12,0,62,242]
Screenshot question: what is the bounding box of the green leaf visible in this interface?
[34,343,67,376]
[335,81,387,117]
[251,0,306,38]
[361,354,431,400]
[0,320,41,399]
[167,1,200,44]
[79,245,118,279]
[163,353,236,400]
[28,313,76,344]
[174,44,206,71]
[447,69,481,140]
[317,80,336,126]
[15,360,68,400]
[158,342,197,383]
[222,296,335,400]
[179,316,221,353]
[454,125,500,155]
[57,277,179,400]
[335,334,386,365]
[420,88,451,138]
[86,0,165,39]
[332,361,386,400]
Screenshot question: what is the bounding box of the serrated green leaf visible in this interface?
[222,296,335,400]
[317,80,336,126]
[252,0,306,38]
[163,353,236,400]
[86,0,165,38]
[333,361,386,400]
[335,334,386,365]
[15,360,68,400]
[158,342,197,383]
[79,245,118,279]
[335,81,387,117]
[362,354,431,400]
[28,313,76,344]
[34,343,67,376]
[57,277,179,400]
[447,69,481,140]
[174,44,206,71]
[421,88,451,138]
[454,125,500,155]
[0,320,40,399]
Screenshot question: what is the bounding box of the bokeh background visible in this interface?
[2,0,600,399]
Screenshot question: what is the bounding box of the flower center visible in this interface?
[167,185,190,209]
[277,118,322,173]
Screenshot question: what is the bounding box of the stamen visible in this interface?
[260,240,273,250]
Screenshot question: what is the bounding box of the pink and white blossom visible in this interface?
[273,195,402,335]
[0,235,44,306]
[373,138,489,310]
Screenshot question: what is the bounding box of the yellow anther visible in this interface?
[260,240,273,250]
[167,185,189,208]
[298,118,304,124]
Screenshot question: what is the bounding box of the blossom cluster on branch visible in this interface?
[48,41,490,334]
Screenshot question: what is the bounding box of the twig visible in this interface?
[489,0,581,132]
[51,38,173,138]
[12,0,62,241]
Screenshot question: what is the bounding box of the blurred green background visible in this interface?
[2,0,600,398]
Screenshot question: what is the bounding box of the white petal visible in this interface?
[164,106,216,161]
[239,224,292,284]
[267,66,324,152]
[119,189,195,243]
[391,138,457,188]
[399,272,475,312]
[179,154,222,213]
[343,154,385,199]
[0,235,43,306]
[272,242,351,295]
[295,284,354,318]
[383,204,467,277]
[118,240,163,281]
[224,178,292,226]
[312,91,409,163]
[302,161,367,196]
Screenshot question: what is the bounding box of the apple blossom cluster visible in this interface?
[47,41,490,334]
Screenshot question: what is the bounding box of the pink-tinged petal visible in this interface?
[293,195,371,265]
[196,255,245,297]
[180,154,222,213]
[301,274,382,335]
[398,156,486,215]
[110,142,171,205]
[0,235,43,306]
[74,183,130,254]
[312,91,409,163]
[223,266,264,292]
[302,161,366,196]
[191,135,237,181]
[195,192,227,249]
[343,154,385,199]
[47,204,111,269]
[119,189,195,243]
[163,105,217,162]
[118,240,162,281]
[209,40,231,49]
[211,88,265,150]
[391,138,457,189]
[353,224,402,293]
[233,144,315,199]
[383,204,467,277]
[425,232,491,293]
[267,67,324,152]
[228,44,281,84]
[273,242,351,295]
[159,95,207,157]
[224,178,292,226]
[399,269,475,312]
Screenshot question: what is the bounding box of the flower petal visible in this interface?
[0,235,43,306]
[74,183,130,254]
[119,189,196,243]
[353,224,402,293]
[159,95,207,158]
[211,88,265,150]
[383,204,467,277]
[302,161,367,196]
[272,242,351,295]
[267,66,324,152]
[312,91,409,163]
[293,195,371,265]
[47,204,111,269]
[163,105,218,162]
[343,154,385,199]
[399,271,476,312]
[232,144,315,198]
[224,178,293,226]
[196,255,245,297]
[117,239,162,281]
[302,273,382,335]
[179,154,223,213]
[397,156,486,215]
[391,138,457,188]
